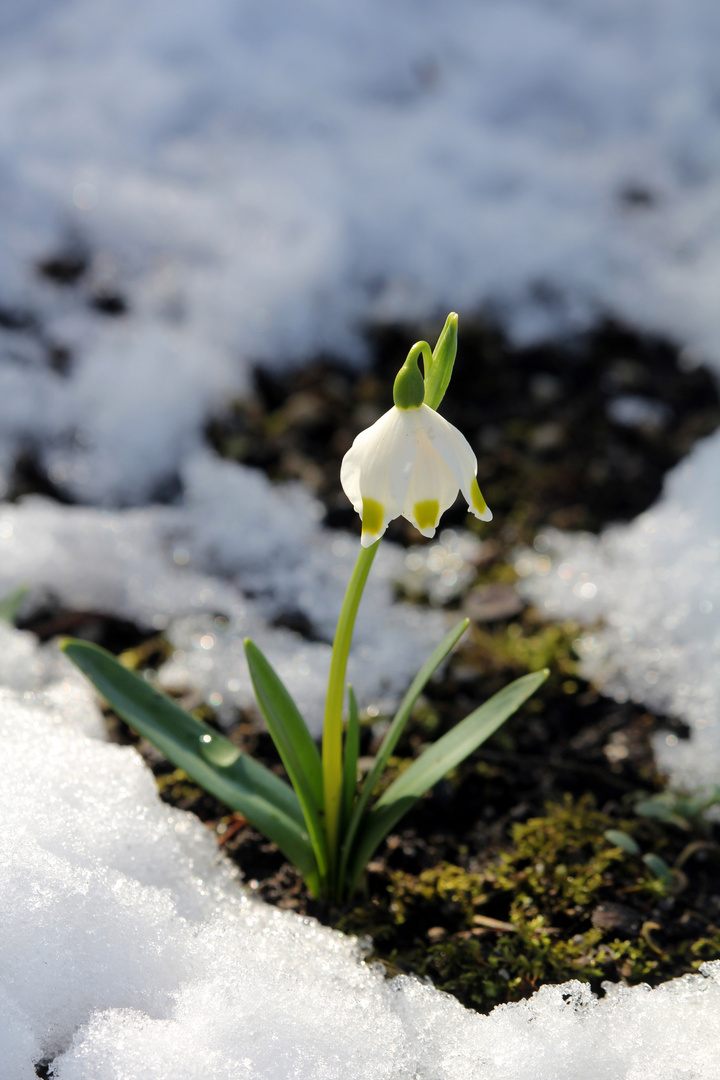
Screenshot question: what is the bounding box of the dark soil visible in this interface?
[20,314,720,1015]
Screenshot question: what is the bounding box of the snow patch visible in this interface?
[517,428,720,788]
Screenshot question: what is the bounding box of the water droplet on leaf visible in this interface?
[197,732,240,767]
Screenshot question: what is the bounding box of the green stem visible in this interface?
[322,540,379,872]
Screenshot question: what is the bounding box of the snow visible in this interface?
[517,427,720,790]
[2,620,720,1080]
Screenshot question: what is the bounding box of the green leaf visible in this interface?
[342,685,360,830]
[346,668,548,894]
[359,619,469,808]
[243,638,328,883]
[61,638,320,894]
[643,852,673,888]
[0,584,30,624]
[338,618,469,891]
[634,797,689,830]
[604,829,641,856]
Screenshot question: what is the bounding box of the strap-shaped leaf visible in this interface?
[358,618,468,811]
[338,618,469,890]
[345,668,548,895]
[61,638,320,894]
[243,638,328,882]
[341,685,360,831]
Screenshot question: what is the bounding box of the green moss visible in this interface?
[155,767,206,806]
[467,617,581,681]
[492,795,630,910]
[340,795,720,1013]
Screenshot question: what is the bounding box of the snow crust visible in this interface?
[2,620,720,1080]
[517,428,720,789]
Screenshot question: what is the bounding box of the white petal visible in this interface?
[340,425,375,515]
[402,425,460,538]
[340,407,419,542]
[417,405,492,522]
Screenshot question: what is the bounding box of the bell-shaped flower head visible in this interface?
[341,333,492,547]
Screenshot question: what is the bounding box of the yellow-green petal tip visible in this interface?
[361,496,384,536]
[413,499,440,530]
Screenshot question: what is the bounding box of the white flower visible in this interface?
[340,403,492,547]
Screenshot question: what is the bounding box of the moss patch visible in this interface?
[338,795,720,1012]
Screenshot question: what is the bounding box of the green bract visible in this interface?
[62,313,548,903]
[423,311,458,411]
[392,342,427,409]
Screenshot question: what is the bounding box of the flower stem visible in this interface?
[322,540,379,872]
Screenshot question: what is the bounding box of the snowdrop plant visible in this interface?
[62,314,547,902]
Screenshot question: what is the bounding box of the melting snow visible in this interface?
[517,427,720,790]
